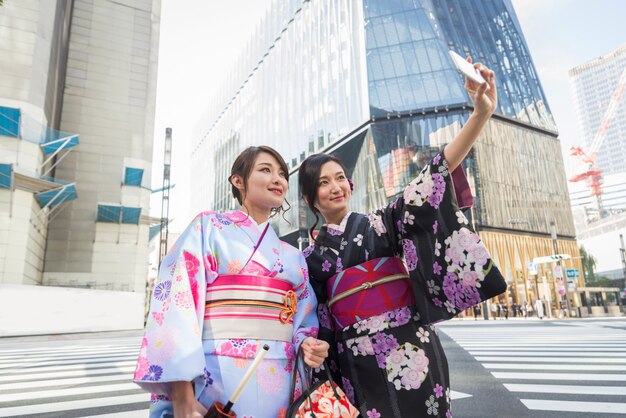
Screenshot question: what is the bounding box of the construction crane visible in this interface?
[569,66,626,219]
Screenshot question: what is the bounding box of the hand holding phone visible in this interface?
[448,50,486,84]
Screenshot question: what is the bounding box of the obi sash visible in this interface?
[326,257,415,330]
[203,274,297,342]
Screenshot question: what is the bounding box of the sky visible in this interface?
[150,0,626,232]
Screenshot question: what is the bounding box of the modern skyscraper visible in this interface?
[569,44,626,179]
[568,44,626,287]
[0,0,161,292]
[192,0,582,311]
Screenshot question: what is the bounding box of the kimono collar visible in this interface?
[324,211,352,234]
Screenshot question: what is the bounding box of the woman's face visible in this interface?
[240,152,288,211]
[314,161,351,219]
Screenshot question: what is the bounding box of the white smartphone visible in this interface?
[448,50,486,84]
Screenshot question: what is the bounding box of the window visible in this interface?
[97,205,142,224]
[124,167,144,186]
[0,163,12,189]
[97,205,122,223]
[0,106,20,137]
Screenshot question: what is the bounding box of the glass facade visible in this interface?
[363,0,557,132]
[191,0,370,218]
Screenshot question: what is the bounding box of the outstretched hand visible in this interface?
[465,57,497,118]
[301,337,330,369]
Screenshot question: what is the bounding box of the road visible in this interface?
[0,318,624,417]
[438,318,626,418]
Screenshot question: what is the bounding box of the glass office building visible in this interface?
[569,44,626,178]
[192,0,581,313]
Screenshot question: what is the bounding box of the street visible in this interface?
[0,331,148,417]
[0,319,624,417]
[438,318,626,417]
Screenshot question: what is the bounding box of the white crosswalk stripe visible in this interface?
[440,320,626,415]
[0,335,150,417]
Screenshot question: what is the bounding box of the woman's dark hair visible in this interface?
[298,153,348,239]
[229,145,291,218]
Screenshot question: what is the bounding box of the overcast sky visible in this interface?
[150,0,626,231]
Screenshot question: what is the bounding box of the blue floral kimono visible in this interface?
[134,210,319,417]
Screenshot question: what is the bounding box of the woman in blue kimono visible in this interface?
[299,60,507,417]
[134,146,329,417]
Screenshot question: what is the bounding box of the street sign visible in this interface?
[566,268,580,279]
[556,278,565,295]
[533,254,571,264]
[567,280,577,292]
[528,262,537,275]
[554,265,564,278]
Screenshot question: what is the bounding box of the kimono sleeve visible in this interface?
[134,213,218,395]
[370,151,507,324]
[291,252,320,351]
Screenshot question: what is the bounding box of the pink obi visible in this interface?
[203,274,296,342]
[326,257,415,330]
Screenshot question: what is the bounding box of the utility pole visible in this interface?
[618,234,626,300]
[550,221,571,317]
[159,128,172,267]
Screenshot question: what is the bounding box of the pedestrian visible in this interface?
[521,302,527,318]
[298,60,506,417]
[473,304,481,320]
[133,146,329,417]
[534,298,545,319]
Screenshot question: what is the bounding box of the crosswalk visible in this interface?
[0,335,150,417]
[440,321,626,415]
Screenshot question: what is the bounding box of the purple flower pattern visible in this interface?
[434,383,444,398]
[153,280,171,301]
[402,239,418,271]
[328,227,343,236]
[142,364,163,381]
[367,409,382,418]
[342,377,356,404]
[336,257,343,273]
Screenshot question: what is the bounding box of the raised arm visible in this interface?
[444,58,497,172]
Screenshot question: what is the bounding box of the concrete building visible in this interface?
[192,0,583,315]
[0,0,161,294]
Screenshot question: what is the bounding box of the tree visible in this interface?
[580,245,597,283]
[581,245,615,288]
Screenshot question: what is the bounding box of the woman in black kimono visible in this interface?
[298,60,506,417]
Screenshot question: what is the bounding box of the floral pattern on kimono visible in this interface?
[305,151,506,417]
[134,210,319,418]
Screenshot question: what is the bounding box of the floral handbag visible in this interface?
[287,349,359,418]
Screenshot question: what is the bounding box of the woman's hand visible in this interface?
[173,400,207,418]
[171,381,208,418]
[301,337,330,369]
[465,57,497,119]
[443,57,498,171]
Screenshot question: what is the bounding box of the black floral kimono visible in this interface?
[304,152,507,418]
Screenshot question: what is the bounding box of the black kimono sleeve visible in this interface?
[368,151,507,324]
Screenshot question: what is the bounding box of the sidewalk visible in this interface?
[450,314,625,322]
[0,329,144,343]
